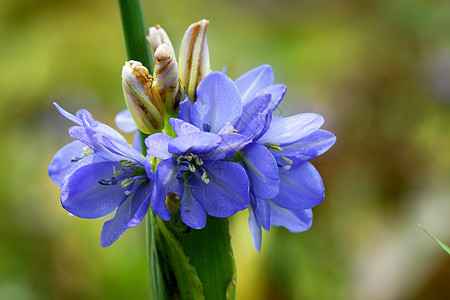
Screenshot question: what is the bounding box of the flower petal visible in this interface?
[235,94,271,139]
[269,202,313,232]
[190,72,242,133]
[115,109,138,133]
[271,161,324,210]
[253,194,270,232]
[60,155,128,219]
[204,132,251,160]
[168,132,221,155]
[168,118,200,136]
[248,204,262,252]
[260,84,286,114]
[274,129,336,162]
[258,113,324,146]
[95,134,145,165]
[179,181,207,229]
[178,97,192,123]
[189,161,249,217]
[152,158,183,221]
[235,65,274,105]
[132,132,142,153]
[54,102,82,125]
[100,182,151,247]
[144,133,173,159]
[242,143,280,199]
[48,140,86,187]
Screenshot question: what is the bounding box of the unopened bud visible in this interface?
[121,61,165,134]
[154,44,180,114]
[147,25,176,60]
[178,19,211,102]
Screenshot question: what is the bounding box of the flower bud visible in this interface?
[121,60,165,134]
[178,19,211,102]
[153,44,181,114]
[147,25,176,60]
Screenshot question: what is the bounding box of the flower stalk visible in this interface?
[118,1,237,299]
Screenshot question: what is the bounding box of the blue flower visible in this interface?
[48,103,153,247]
[234,65,336,251]
[146,71,251,229]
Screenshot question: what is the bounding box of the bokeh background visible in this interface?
[1,0,449,299]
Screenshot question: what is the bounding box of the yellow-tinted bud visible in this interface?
[147,25,176,60]
[178,19,211,102]
[154,44,180,114]
[121,60,165,134]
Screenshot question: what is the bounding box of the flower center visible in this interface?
[176,153,210,183]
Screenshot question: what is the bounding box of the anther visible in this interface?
[121,178,134,188]
[203,123,211,132]
[282,156,293,165]
[98,178,118,185]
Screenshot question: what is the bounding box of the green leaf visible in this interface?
[147,211,204,299]
[418,224,450,255]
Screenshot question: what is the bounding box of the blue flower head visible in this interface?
[233,65,336,251]
[48,103,154,247]
[145,72,251,229]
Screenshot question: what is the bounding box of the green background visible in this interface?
[0,0,449,299]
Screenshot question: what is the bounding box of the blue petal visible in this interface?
[204,132,251,160]
[168,132,221,155]
[190,72,242,133]
[100,182,151,247]
[169,118,200,136]
[242,143,280,199]
[179,181,207,229]
[95,134,145,165]
[269,202,313,232]
[235,94,271,139]
[54,102,82,125]
[68,124,136,163]
[253,194,270,231]
[144,133,173,159]
[132,132,142,153]
[178,97,192,123]
[48,140,86,187]
[60,155,128,219]
[189,161,249,217]
[258,113,325,146]
[274,129,336,162]
[259,84,286,114]
[248,204,262,252]
[271,161,324,210]
[115,109,138,133]
[235,65,274,105]
[152,158,183,221]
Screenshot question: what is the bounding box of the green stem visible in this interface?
[118,0,152,71]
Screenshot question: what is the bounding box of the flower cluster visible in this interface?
[49,20,335,250]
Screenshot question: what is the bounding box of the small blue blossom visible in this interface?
[234,65,336,251]
[145,71,251,229]
[48,103,153,247]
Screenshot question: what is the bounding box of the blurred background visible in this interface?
[0,0,449,299]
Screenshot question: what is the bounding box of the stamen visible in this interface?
[82,146,91,152]
[188,164,196,173]
[283,165,292,170]
[113,167,125,176]
[282,156,293,165]
[201,171,210,184]
[121,178,134,188]
[264,142,284,152]
[195,156,203,166]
